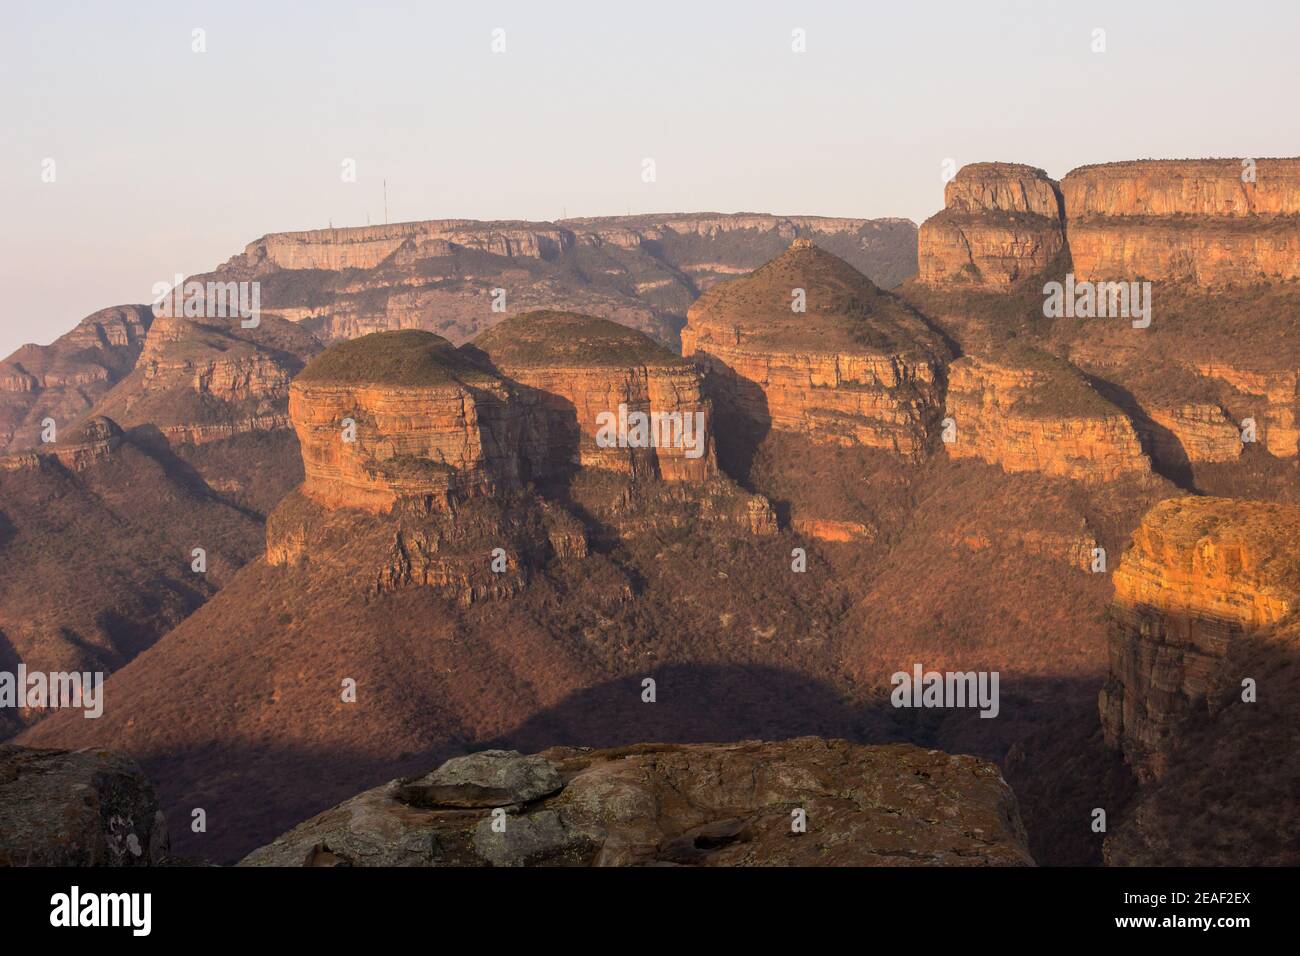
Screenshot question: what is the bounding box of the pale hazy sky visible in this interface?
[2,0,1298,357]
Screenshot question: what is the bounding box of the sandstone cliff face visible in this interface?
[244,220,576,271]
[916,157,1300,289]
[275,329,597,605]
[1144,403,1242,464]
[281,324,768,605]
[917,164,1065,287]
[682,240,948,457]
[1066,218,1300,285]
[0,745,169,866]
[1062,159,1300,285]
[0,305,152,453]
[206,213,917,351]
[240,740,1034,867]
[1061,159,1300,218]
[944,347,1151,483]
[471,311,718,482]
[1193,363,1297,458]
[290,331,522,514]
[1100,496,1300,781]
[90,313,320,447]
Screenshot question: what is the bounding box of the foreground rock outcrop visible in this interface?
[0,745,169,865]
[943,345,1151,483]
[682,239,948,456]
[917,163,1066,287]
[241,739,1033,867]
[1100,496,1300,781]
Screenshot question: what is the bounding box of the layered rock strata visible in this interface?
[1193,363,1297,458]
[90,312,320,446]
[944,346,1151,482]
[917,163,1065,286]
[290,330,523,513]
[1143,403,1242,464]
[470,311,718,482]
[918,158,1300,288]
[682,240,948,456]
[1099,496,1300,781]
[0,305,152,453]
[1062,159,1300,285]
[241,740,1034,867]
[206,213,918,349]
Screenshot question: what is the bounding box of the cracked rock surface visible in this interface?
[0,745,169,866]
[241,738,1034,867]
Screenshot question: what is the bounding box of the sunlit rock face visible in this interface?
[682,240,948,458]
[917,163,1066,287]
[471,310,717,482]
[289,330,525,514]
[943,344,1151,483]
[1100,496,1300,781]
[1062,158,1300,285]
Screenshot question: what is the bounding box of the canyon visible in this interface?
[4,156,1299,868]
[202,212,918,350]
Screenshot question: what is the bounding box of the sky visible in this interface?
[2,0,1298,357]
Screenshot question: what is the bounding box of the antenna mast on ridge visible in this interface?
[384,179,388,224]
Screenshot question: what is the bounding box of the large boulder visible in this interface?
[241,738,1034,867]
[0,745,169,866]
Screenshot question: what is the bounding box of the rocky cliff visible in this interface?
[241,740,1033,867]
[1192,362,1297,459]
[1063,159,1300,285]
[917,157,1300,289]
[682,240,948,457]
[90,312,320,448]
[1066,217,1300,286]
[0,305,152,453]
[289,330,523,514]
[1098,496,1300,865]
[917,163,1065,287]
[944,345,1151,483]
[205,213,917,350]
[1100,496,1300,781]
[470,311,718,482]
[1062,158,1300,218]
